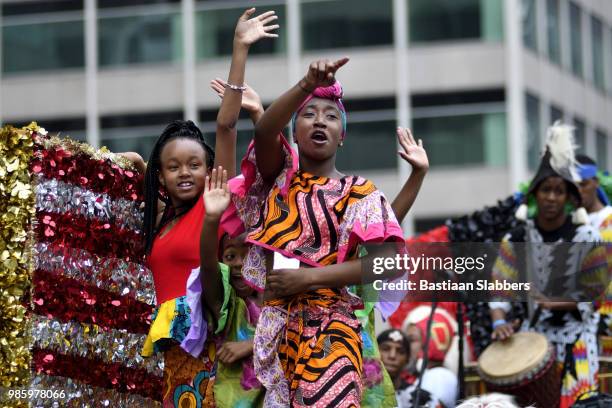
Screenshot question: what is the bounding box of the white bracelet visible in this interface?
[224,82,247,92]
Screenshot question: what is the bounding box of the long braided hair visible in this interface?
[143,120,215,254]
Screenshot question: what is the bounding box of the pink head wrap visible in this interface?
[292,81,347,139]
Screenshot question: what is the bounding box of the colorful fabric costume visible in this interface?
[221,134,406,407]
[586,206,612,340]
[489,123,608,408]
[353,302,397,407]
[490,218,605,408]
[183,263,264,408]
[142,195,218,407]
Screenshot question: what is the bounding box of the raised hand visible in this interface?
[302,57,350,90]
[210,78,263,115]
[203,166,230,219]
[234,8,279,47]
[397,127,429,172]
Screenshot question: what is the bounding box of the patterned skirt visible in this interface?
[142,296,218,407]
[255,289,363,407]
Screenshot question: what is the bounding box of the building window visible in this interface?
[302,0,392,50]
[413,113,506,168]
[99,0,180,8]
[569,1,583,78]
[412,90,506,168]
[100,111,184,160]
[526,93,541,171]
[546,0,561,64]
[197,4,286,58]
[591,15,605,92]
[336,120,397,171]
[522,0,537,52]
[573,117,586,155]
[2,1,82,16]
[99,11,182,67]
[596,129,608,169]
[2,19,85,74]
[550,105,564,124]
[410,0,503,43]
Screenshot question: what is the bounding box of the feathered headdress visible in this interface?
[515,121,588,224]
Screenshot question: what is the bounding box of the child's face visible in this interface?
[294,97,343,162]
[222,237,249,269]
[379,340,409,378]
[222,237,253,298]
[535,176,568,221]
[158,138,209,208]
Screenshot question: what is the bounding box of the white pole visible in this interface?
[393,0,413,236]
[85,0,100,148]
[182,0,197,122]
[286,0,301,145]
[504,0,527,191]
[287,0,301,85]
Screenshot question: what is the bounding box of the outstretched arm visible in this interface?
[391,128,428,223]
[199,167,231,324]
[254,57,349,183]
[215,8,279,178]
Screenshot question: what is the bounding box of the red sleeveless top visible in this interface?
[148,195,207,305]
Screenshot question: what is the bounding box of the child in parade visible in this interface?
[217,56,406,407]
[210,79,431,408]
[139,8,278,407]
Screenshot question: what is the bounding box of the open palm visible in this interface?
[210,78,262,114]
[203,166,231,218]
[234,8,279,46]
[397,128,429,171]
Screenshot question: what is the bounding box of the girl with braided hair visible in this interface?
[137,8,279,407]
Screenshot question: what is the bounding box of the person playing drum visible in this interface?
[488,122,607,408]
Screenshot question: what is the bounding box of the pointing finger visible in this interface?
[332,57,350,71]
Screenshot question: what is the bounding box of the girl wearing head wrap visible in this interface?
[488,122,607,408]
[220,59,406,407]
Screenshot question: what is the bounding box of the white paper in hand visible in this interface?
[273,251,300,269]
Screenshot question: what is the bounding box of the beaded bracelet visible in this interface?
[225,82,247,92]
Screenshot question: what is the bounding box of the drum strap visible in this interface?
[561,334,581,381]
[528,306,542,329]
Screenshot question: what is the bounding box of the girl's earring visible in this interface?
[339,141,344,147]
